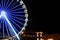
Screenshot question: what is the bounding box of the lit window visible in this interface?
[48,39,53,40]
[37,38,39,40]
[40,38,44,40]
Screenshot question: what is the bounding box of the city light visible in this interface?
[40,38,44,40]
[48,39,53,40]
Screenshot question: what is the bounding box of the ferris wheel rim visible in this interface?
[0,0,28,39]
[7,0,28,39]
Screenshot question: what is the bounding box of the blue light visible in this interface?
[0,0,28,40]
[0,11,20,40]
[4,15,20,40]
[0,15,2,18]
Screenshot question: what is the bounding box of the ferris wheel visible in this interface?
[0,0,28,40]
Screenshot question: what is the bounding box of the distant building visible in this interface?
[42,34,60,40]
[0,32,60,40]
[21,32,60,40]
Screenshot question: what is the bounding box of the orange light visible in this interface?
[48,39,53,40]
[21,32,24,34]
[40,38,44,40]
[40,32,43,37]
[40,32,43,35]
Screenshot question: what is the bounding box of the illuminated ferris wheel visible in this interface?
[0,0,28,40]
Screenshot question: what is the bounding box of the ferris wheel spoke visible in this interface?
[0,20,1,29]
[11,8,24,12]
[1,20,2,29]
[5,21,10,37]
[11,16,25,22]
[1,20,3,38]
[12,11,24,13]
[6,0,9,7]
[11,18,23,27]
[11,14,25,17]
[7,25,15,36]
[8,19,19,33]
[1,0,3,6]
[11,13,25,15]
[5,22,14,37]
[2,21,4,39]
[9,1,18,9]
[11,17,24,26]
[7,0,14,8]
[11,13,25,16]
[12,25,19,33]
[4,0,6,7]
[3,15,20,40]
[10,4,21,10]
[10,21,19,33]
[0,20,2,29]
[10,18,22,30]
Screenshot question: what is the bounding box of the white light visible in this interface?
[25,19,28,23]
[22,5,26,8]
[20,0,23,5]
[24,9,27,13]
[17,0,19,1]
[37,38,39,40]
[0,15,2,18]
[0,11,6,18]
[1,11,6,16]
[25,14,28,18]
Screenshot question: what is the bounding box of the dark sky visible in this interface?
[23,0,60,34]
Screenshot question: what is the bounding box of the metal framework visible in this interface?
[0,0,28,40]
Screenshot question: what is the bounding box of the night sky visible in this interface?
[23,0,60,34]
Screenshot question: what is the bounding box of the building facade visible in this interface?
[0,32,60,40]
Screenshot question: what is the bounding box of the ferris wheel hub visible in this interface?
[1,11,6,16]
[0,11,6,18]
